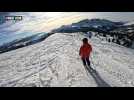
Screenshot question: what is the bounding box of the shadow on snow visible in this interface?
[84,65,111,87]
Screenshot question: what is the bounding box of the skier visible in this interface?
[79,38,92,69]
[87,31,92,38]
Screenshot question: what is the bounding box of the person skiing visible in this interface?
[79,38,92,68]
[87,31,92,38]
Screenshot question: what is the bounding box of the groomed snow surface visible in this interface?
[0,32,134,87]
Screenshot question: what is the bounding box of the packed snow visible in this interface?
[0,32,134,87]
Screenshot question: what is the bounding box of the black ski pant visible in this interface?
[81,57,91,67]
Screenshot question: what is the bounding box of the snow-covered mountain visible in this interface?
[1,18,131,55]
[0,32,54,54]
[72,19,123,28]
[0,32,134,87]
[52,19,134,49]
[52,19,124,33]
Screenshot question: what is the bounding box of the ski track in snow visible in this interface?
[0,32,134,87]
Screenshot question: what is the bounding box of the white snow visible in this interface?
[0,32,134,87]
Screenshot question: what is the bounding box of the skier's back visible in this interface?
[79,38,92,68]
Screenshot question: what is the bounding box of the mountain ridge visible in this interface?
[51,18,134,49]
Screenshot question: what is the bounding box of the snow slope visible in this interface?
[0,32,134,87]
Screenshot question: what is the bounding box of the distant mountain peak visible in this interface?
[52,18,124,33]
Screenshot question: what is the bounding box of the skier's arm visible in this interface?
[79,46,82,56]
[90,45,92,52]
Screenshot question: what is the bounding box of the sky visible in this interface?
[0,12,134,45]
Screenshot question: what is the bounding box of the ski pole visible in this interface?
[91,52,95,70]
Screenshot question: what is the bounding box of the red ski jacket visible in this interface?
[79,43,92,58]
